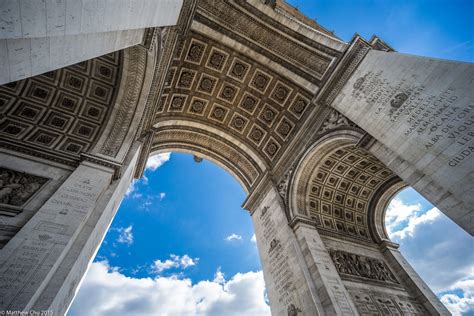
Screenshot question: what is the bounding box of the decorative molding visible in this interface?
[133,131,154,179]
[132,0,199,175]
[152,125,262,191]
[100,46,147,157]
[348,288,427,315]
[80,153,122,180]
[355,132,375,150]
[0,52,123,164]
[277,165,294,203]
[318,109,356,135]
[329,248,399,284]
[315,35,371,107]
[369,35,395,52]
[141,28,158,51]
[0,167,49,216]
[197,0,335,83]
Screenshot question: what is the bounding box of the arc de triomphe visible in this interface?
[0,1,472,315]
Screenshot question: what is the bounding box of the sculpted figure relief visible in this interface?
[329,249,398,284]
[319,110,353,134]
[0,168,48,210]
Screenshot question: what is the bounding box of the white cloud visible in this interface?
[389,206,440,240]
[250,234,256,243]
[225,233,242,241]
[440,278,474,316]
[385,197,422,237]
[152,254,199,274]
[125,180,138,197]
[146,153,171,171]
[213,267,225,285]
[386,197,474,314]
[116,226,134,246]
[68,261,270,316]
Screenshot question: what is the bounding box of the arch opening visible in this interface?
[289,130,401,244]
[69,152,270,315]
[383,187,474,315]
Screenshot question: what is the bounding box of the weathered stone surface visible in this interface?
[331,50,474,234]
[251,186,323,316]
[0,0,470,314]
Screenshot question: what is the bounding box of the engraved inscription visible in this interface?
[352,71,474,168]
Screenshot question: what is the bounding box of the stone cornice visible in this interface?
[132,0,199,179]
[80,153,122,180]
[242,173,273,214]
[314,35,371,108]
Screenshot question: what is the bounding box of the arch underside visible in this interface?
[292,133,404,243]
[0,52,124,166]
[155,29,315,168]
[151,121,266,193]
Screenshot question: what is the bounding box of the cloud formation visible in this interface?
[146,153,171,171]
[68,261,270,316]
[152,254,199,274]
[225,233,242,241]
[116,226,134,246]
[125,153,171,197]
[439,278,474,316]
[386,197,474,315]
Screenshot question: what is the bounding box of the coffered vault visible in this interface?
[0,0,472,315]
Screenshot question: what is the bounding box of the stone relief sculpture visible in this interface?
[0,167,48,215]
[287,303,302,316]
[318,110,354,134]
[277,166,294,202]
[329,248,399,284]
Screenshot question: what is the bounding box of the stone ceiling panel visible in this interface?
[0,52,123,165]
[306,146,396,241]
[155,31,315,166]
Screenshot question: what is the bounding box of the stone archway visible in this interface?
[0,0,472,314]
[282,130,446,315]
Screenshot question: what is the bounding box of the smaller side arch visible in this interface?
[289,129,404,243]
[367,177,407,244]
[289,129,363,220]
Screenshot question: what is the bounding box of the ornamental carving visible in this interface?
[0,52,123,165]
[329,249,398,284]
[157,30,313,165]
[0,167,48,216]
[277,166,294,202]
[287,304,302,316]
[319,110,355,134]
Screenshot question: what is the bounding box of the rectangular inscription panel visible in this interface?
[251,187,321,316]
[0,162,113,310]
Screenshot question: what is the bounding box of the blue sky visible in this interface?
[68,1,473,315]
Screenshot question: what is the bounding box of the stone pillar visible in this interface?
[0,0,184,84]
[251,185,324,316]
[331,49,474,235]
[380,241,451,315]
[292,221,359,315]
[0,145,141,314]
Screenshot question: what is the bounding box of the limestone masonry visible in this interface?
[0,0,472,315]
